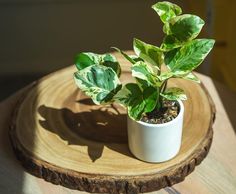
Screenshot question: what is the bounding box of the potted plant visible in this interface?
[73,1,215,163]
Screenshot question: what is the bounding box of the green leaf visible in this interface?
[100,53,121,77]
[124,83,144,120]
[133,38,163,69]
[74,52,99,70]
[135,78,150,88]
[161,35,183,51]
[112,47,134,64]
[161,15,205,51]
[158,71,200,84]
[161,87,187,101]
[74,52,121,77]
[114,83,158,120]
[131,61,161,87]
[182,72,200,83]
[114,83,137,106]
[158,69,192,81]
[128,101,145,121]
[114,83,144,120]
[158,69,201,85]
[152,1,182,23]
[74,65,121,104]
[129,55,144,63]
[112,47,144,65]
[158,71,173,81]
[168,14,205,42]
[143,86,158,113]
[165,39,215,73]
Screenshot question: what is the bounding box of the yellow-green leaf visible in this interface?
[165,39,215,73]
[114,83,158,120]
[74,52,121,77]
[131,61,161,87]
[168,14,205,42]
[74,52,99,70]
[161,87,187,101]
[74,65,121,104]
[152,1,182,23]
[133,38,163,69]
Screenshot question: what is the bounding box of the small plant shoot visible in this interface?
[74,1,215,121]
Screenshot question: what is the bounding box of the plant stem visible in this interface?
[161,80,167,93]
[158,80,168,109]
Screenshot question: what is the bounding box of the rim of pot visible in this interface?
[131,99,184,127]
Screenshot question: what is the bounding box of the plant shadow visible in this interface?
[38,100,133,162]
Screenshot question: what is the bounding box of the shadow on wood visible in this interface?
[38,102,132,162]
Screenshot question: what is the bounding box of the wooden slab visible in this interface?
[9,56,215,193]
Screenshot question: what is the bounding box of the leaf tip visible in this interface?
[209,39,216,45]
[151,3,157,11]
[111,46,119,51]
[205,38,216,49]
[133,37,138,43]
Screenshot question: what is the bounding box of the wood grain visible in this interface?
[8,54,215,193]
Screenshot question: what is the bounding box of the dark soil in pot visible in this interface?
[141,100,180,124]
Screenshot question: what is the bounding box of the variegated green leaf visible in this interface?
[158,70,189,81]
[74,52,121,76]
[129,55,144,63]
[112,47,136,64]
[112,47,144,65]
[161,35,183,51]
[158,71,173,81]
[74,52,100,70]
[161,15,205,50]
[168,14,205,42]
[113,83,142,106]
[152,1,182,23]
[165,39,215,73]
[143,86,158,113]
[74,65,121,104]
[101,53,121,77]
[158,71,200,84]
[161,87,187,101]
[133,38,164,69]
[128,101,146,121]
[114,83,158,120]
[182,72,200,83]
[131,61,161,87]
[135,78,150,88]
[114,83,144,120]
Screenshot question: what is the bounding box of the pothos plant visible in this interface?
[74,1,215,121]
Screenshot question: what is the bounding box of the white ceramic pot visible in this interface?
[127,100,184,163]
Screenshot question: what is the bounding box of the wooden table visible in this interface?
[0,72,236,194]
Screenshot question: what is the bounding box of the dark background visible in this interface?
[0,0,235,100]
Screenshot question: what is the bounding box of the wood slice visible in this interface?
[9,53,215,194]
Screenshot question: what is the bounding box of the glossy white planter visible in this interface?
[127,100,184,163]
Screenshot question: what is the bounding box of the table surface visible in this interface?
[0,72,236,194]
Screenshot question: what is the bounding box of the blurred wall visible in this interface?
[0,0,163,75]
[0,0,211,75]
[211,0,236,91]
[1,0,222,87]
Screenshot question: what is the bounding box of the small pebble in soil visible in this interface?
[141,100,180,124]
